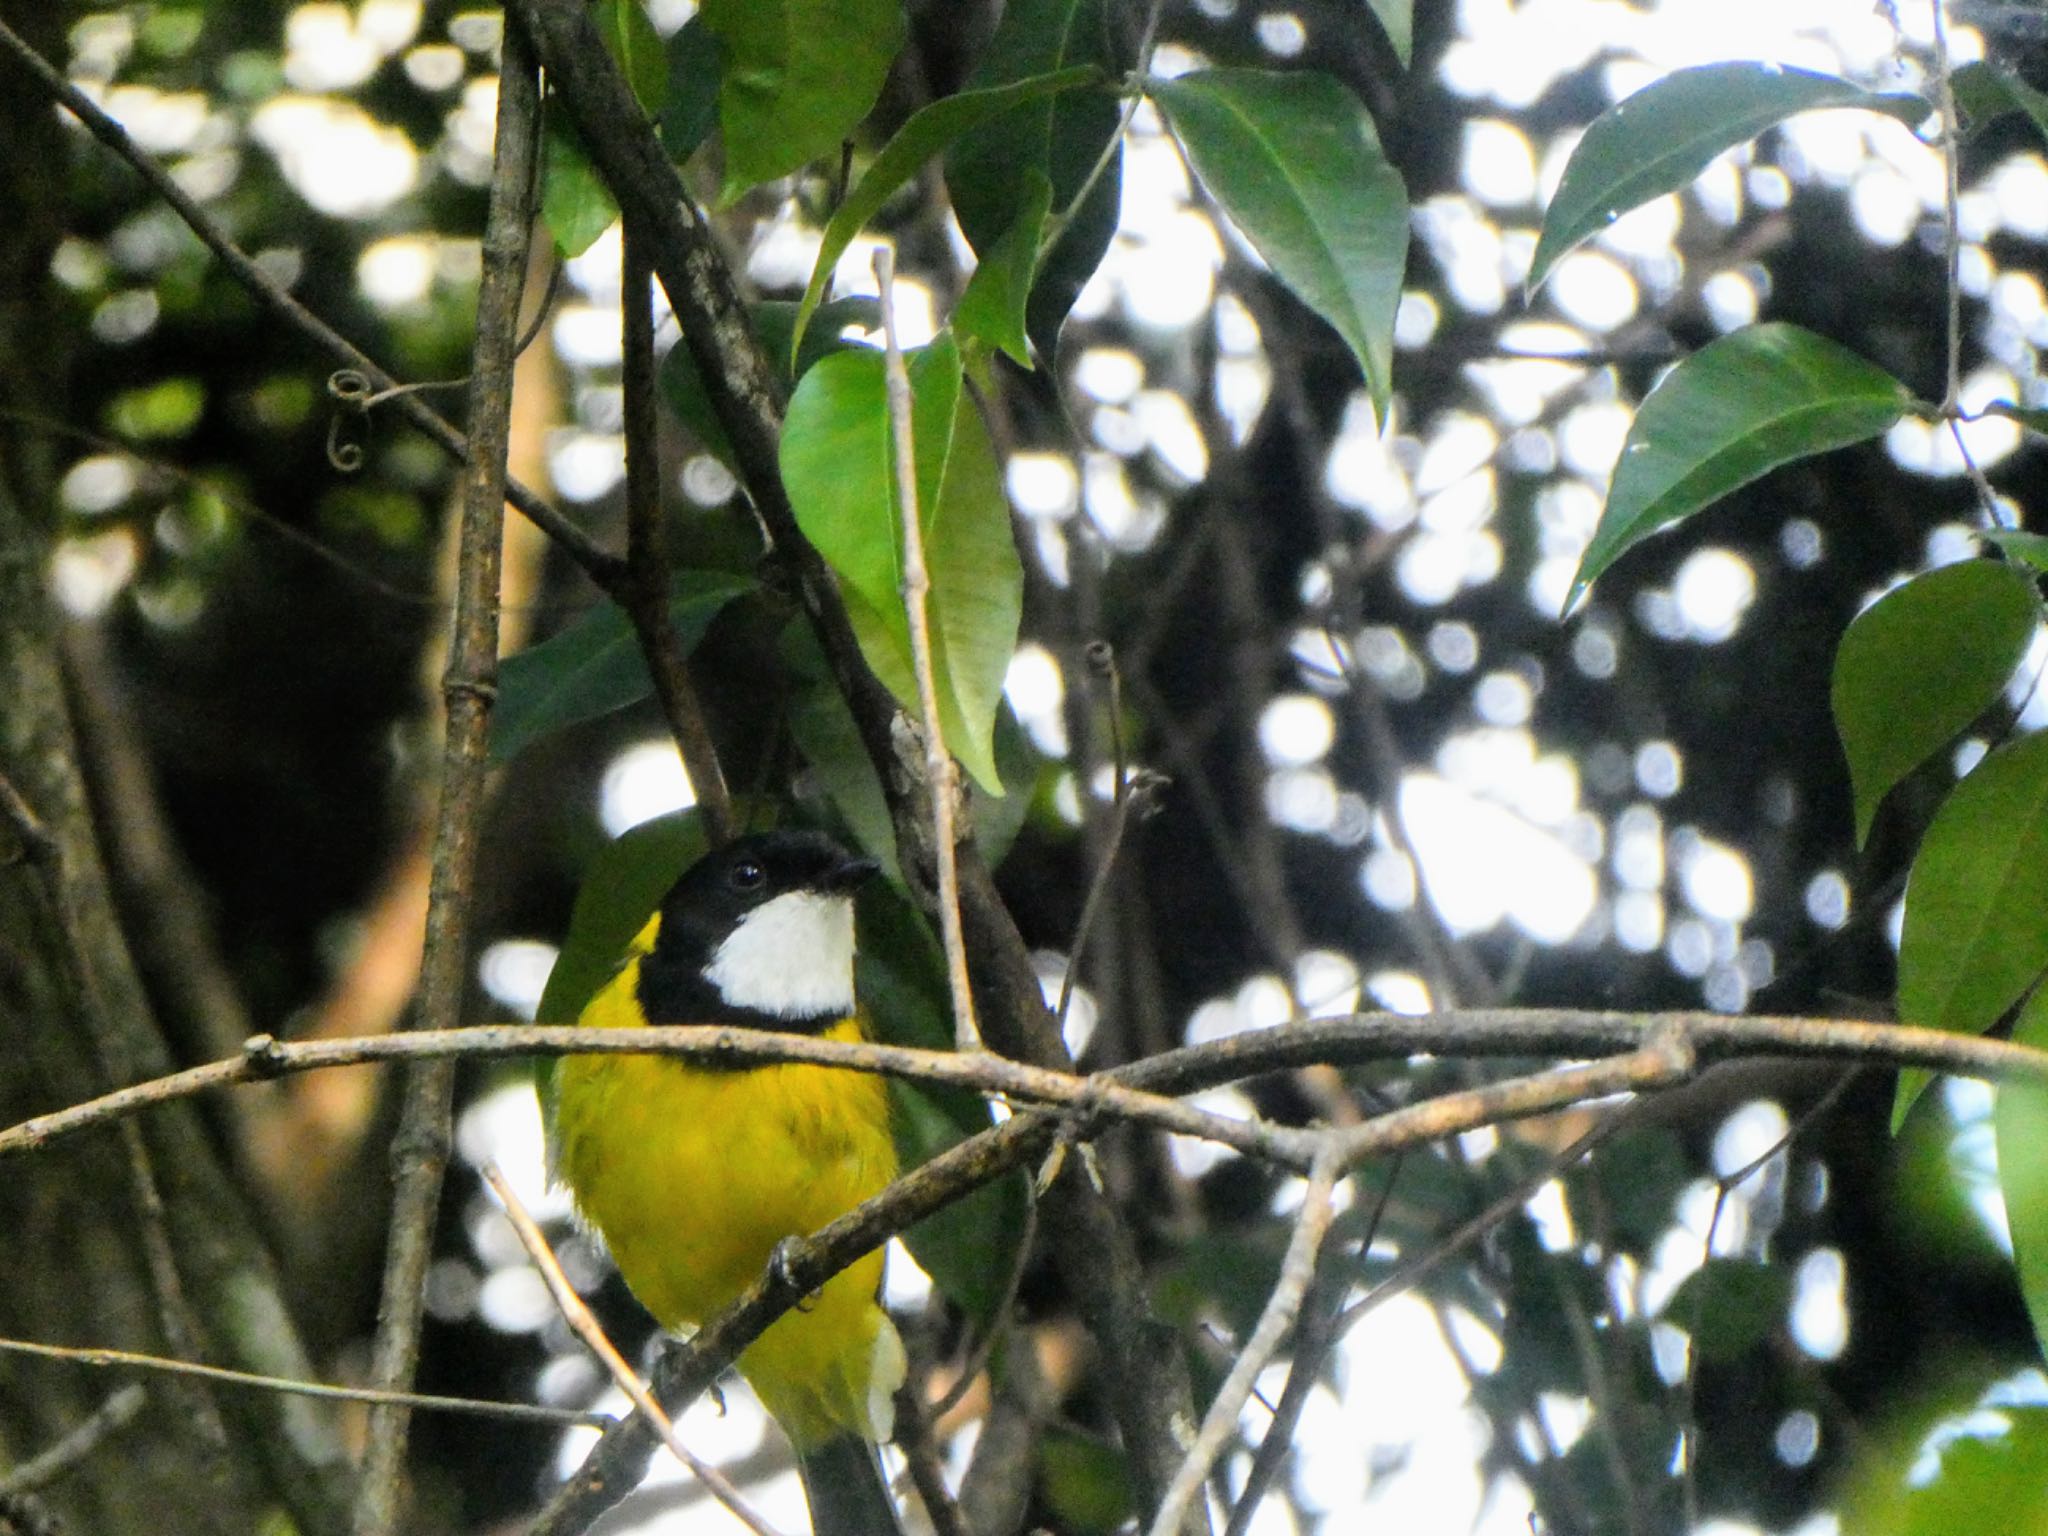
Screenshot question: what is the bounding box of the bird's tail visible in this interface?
[796,1435,901,1536]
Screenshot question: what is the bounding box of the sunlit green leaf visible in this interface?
[595,0,666,116]
[780,332,1022,793]
[1839,1401,2048,1536]
[1151,68,1409,419]
[492,572,754,762]
[701,0,905,201]
[1984,529,2048,573]
[1895,731,2048,1129]
[1833,560,2038,846]
[1570,323,1913,610]
[791,69,1100,366]
[1530,63,1929,292]
[107,377,204,440]
[946,0,1122,366]
[541,120,618,257]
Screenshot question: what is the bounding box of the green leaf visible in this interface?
[855,880,1028,1319]
[595,0,667,116]
[533,811,707,1122]
[1529,63,1930,293]
[1984,529,2048,573]
[1038,1430,1134,1535]
[106,378,204,440]
[1894,730,2048,1129]
[659,15,724,160]
[701,0,905,202]
[953,168,1053,367]
[1832,560,2039,845]
[1997,984,2048,1365]
[1365,0,1412,67]
[790,67,1100,366]
[661,297,880,467]
[780,333,1023,793]
[492,572,754,762]
[541,119,618,258]
[1150,68,1409,420]
[946,0,1123,367]
[536,812,708,1027]
[1665,1258,1790,1362]
[1952,61,2048,145]
[1569,323,1912,610]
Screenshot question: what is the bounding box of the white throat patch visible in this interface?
[703,890,857,1019]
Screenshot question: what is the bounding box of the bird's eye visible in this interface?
[729,859,765,891]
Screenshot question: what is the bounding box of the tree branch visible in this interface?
[348,26,539,1535]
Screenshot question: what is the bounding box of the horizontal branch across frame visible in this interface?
[3,1009,2040,1169]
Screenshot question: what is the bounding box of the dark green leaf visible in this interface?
[1666,1258,1790,1361]
[532,811,708,1121]
[1530,63,1930,292]
[1366,0,1412,66]
[780,333,1023,792]
[1593,1125,1687,1248]
[946,0,1123,366]
[700,0,905,201]
[1895,731,2048,1129]
[492,572,753,762]
[1996,985,2048,1364]
[536,812,707,1028]
[595,0,666,116]
[857,881,1028,1319]
[791,69,1101,366]
[659,16,723,160]
[1151,68,1409,419]
[1038,1430,1134,1535]
[1984,529,2048,573]
[1833,560,2038,845]
[1952,61,2048,145]
[953,169,1053,367]
[541,119,618,258]
[1569,323,1913,610]
[661,297,879,467]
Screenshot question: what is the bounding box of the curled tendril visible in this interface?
[326,369,372,472]
[326,367,471,473]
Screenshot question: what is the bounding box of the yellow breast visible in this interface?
[550,928,901,1444]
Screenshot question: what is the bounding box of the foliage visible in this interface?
[14,0,2048,1533]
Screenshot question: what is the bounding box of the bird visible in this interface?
[548,828,905,1536]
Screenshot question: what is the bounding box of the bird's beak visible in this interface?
[822,854,881,893]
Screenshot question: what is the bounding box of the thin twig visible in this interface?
[892,1380,971,1536]
[0,1386,146,1497]
[874,247,980,1053]
[927,1199,1039,1422]
[1930,0,1965,415]
[0,15,621,588]
[620,217,736,843]
[350,27,540,1536]
[0,1337,606,1431]
[482,1165,785,1536]
[1145,1147,1344,1536]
